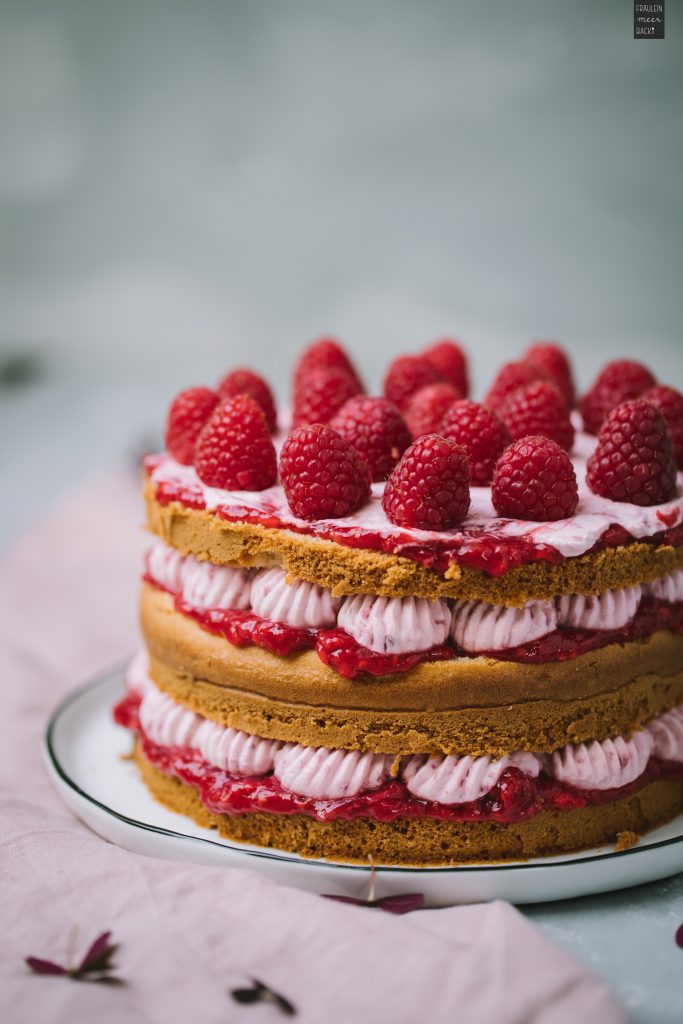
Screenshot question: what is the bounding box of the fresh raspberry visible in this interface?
[383,355,443,411]
[422,339,469,397]
[440,400,511,484]
[524,341,575,406]
[643,386,683,469]
[500,380,575,450]
[294,337,364,393]
[382,434,470,530]
[292,368,360,427]
[165,386,219,465]
[484,361,547,408]
[329,396,411,481]
[586,399,676,506]
[579,360,657,434]
[279,424,371,520]
[492,436,578,521]
[194,395,277,490]
[217,367,277,432]
[405,383,462,439]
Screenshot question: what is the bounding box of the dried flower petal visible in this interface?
[374,893,425,914]
[322,894,369,908]
[230,979,296,1016]
[322,892,425,914]
[78,931,112,973]
[25,930,124,986]
[231,987,262,1005]
[26,957,67,976]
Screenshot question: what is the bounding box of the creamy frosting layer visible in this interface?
[250,568,341,629]
[128,667,683,802]
[450,600,557,653]
[273,744,394,799]
[140,685,203,749]
[148,427,683,560]
[550,733,653,791]
[556,586,642,632]
[646,706,683,763]
[403,751,541,805]
[181,555,254,611]
[649,569,683,604]
[337,595,451,654]
[139,686,281,776]
[124,649,154,697]
[146,538,254,611]
[145,539,185,594]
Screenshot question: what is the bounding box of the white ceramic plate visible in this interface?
[44,666,683,907]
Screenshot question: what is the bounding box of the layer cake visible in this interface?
[115,341,683,863]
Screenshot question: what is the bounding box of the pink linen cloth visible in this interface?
[0,471,626,1024]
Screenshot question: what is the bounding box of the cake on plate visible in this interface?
[115,339,683,864]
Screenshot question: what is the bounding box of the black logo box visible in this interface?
[634,1,665,38]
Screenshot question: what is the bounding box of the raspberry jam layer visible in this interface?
[115,696,682,825]
[145,450,683,577]
[161,581,683,679]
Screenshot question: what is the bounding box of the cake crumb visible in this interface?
[390,755,402,777]
[614,830,640,851]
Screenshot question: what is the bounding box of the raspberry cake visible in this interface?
[115,340,683,864]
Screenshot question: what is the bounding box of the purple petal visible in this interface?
[375,893,425,914]
[321,894,368,907]
[26,957,67,976]
[676,923,683,950]
[78,932,112,973]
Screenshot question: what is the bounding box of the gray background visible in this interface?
[1,0,682,543]
[1,3,682,1019]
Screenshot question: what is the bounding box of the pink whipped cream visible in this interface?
[272,744,394,799]
[550,732,653,791]
[147,430,683,560]
[556,585,642,632]
[181,556,254,611]
[124,649,154,697]
[450,600,557,653]
[337,595,451,654]
[129,667,683,802]
[403,751,542,804]
[648,569,683,603]
[145,538,185,593]
[145,538,254,610]
[139,685,203,749]
[250,568,340,629]
[139,686,280,775]
[646,706,683,763]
